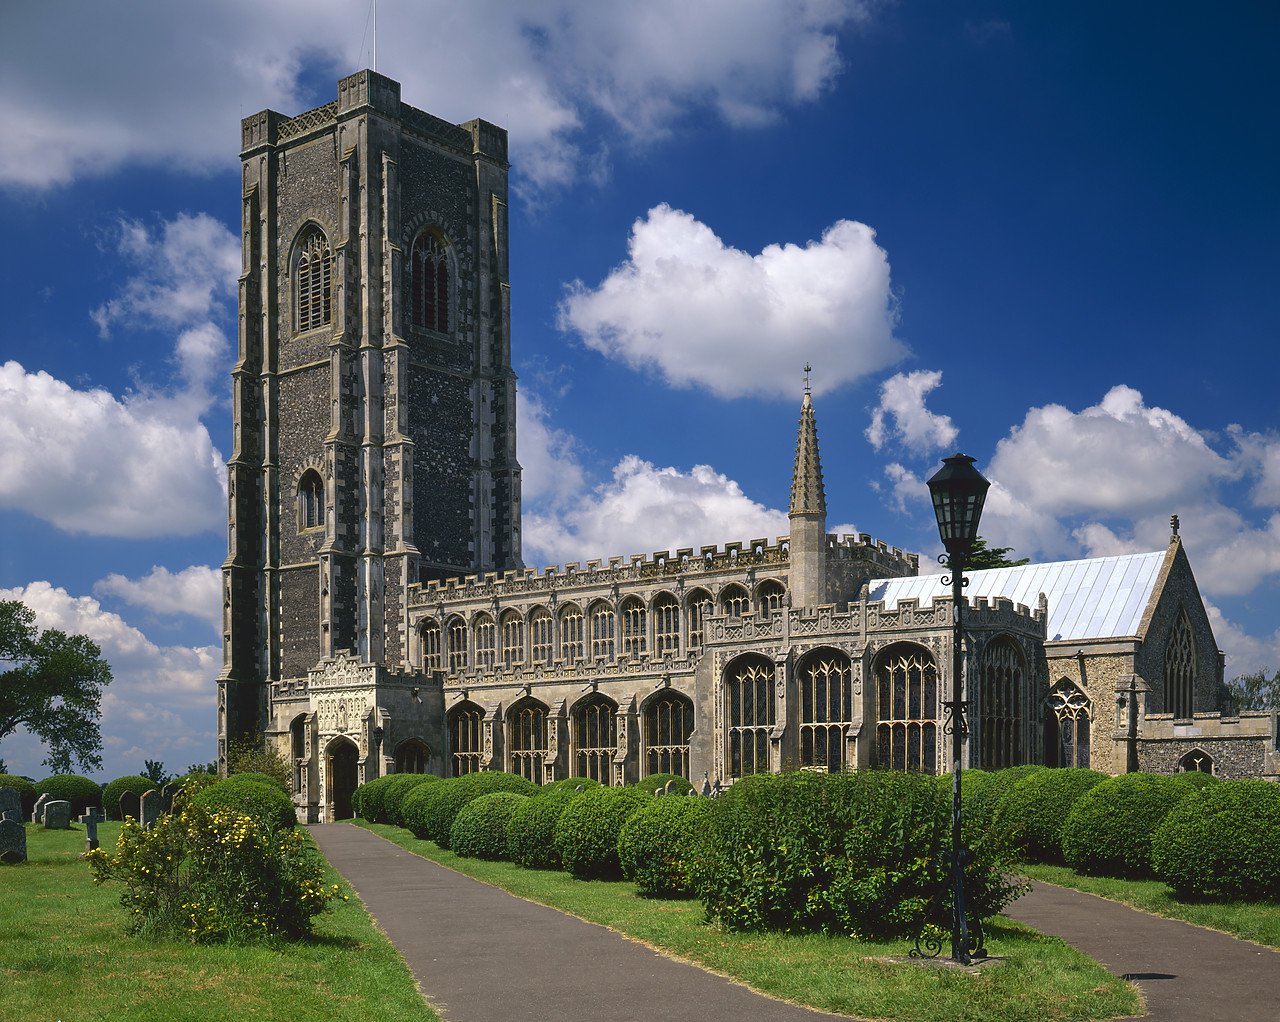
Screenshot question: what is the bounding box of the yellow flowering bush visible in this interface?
[87,801,341,942]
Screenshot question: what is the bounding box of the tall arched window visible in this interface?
[590,601,615,660]
[726,654,774,778]
[446,617,468,672]
[296,226,332,331]
[449,701,484,776]
[410,230,450,333]
[1165,609,1195,719]
[420,620,442,671]
[395,738,430,774]
[621,597,646,657]
[298,470,324,531]
[757,580,786,617]
[501,611,524,667]
[653,593,680,656]
[508,700,547,783]
[644,691,693,779]
[875,644,938,774]
[560,603,585,663]
[720,584,750,618]
[980,638,1023,769]
[530,607,553,664]
[1046,680,1090,768]
[572,695,617,784]
[474,614,496,669]
[799,650,853,772]
[686,588,712,650]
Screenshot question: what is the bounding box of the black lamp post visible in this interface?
[372,725,385,776]
[925,452,990,965]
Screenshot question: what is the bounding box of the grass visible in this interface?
[0,821,438,1022]
[1019,863,1280,950]
[355,820,1141,1022]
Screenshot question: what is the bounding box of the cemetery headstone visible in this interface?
[665,779,681,795]
[43,800,72,829]
[118,790,141,822]
[160,783,178,814]
[1,810,20,823]
[140,790,161,831]
[0,818,26,864]
[0,786,20,819]
[81,808,103,852]
[31,793,51,824]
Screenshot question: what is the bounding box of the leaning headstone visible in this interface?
[42,800,72,830]
[118,790,141,822]
[81,808,103,852]
[0,819,26,864]
[0,786,20,819]
[160,783,178,814]
[140,790,161,831]
[31,793,51,824]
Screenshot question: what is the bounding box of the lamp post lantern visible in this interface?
[926,453,990,964]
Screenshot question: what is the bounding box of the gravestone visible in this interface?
[118,790,141,822]
[1,810,20,823]
[80,808,103,852]
[0,818,26,864]
[31,793,51,824]
[0,786,20,819]
[665,780,681,795]
[140,790,161,831]
[160,783,179,814]
[42,800,72,829]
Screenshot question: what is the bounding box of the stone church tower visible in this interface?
[217,71,521,805]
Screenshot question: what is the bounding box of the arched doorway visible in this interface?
[326,737,359,821]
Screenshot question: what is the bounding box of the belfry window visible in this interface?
[875,645,938,774]
[1164,609,1195,719]
[980,638,1023,769]
[799,650,853,772]
[726,654,774,778]
[573,695,617,784]
[296,227,332,332]
[410,231,450,333]
[298,471,324,531]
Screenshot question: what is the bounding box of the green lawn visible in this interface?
[1019,863,1280,950]
[355,820,1141,1022]
[0,822,437,1022]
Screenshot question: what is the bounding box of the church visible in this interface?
[217,71,1278,822]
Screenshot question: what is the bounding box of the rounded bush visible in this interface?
[1174,770,1219,790]
[450,791,531,859]
[995,768,1108,863]
[933,769,998,847]
[230,771,289,794]
[102,776,157,820]
[383,774,440,828]
[555,786,650,879]
[506,787,585,870]
[965,765,1047,837]
[402,773,537,848]
[34,774,103,816]
[1152,780,1280,899]
[0,774,37,816]
[352,775,400,823]
[618,794,710,895]
[634,773,694,796]
[191,777,296,831]
[540,776,601,796]
[1062,773,1198,878]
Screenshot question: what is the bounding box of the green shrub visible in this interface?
[191,778,296,831]
[965,765,1047,836]
[555,786,650,880]
[618,794,709,895]
[995,768,1107,863]
[168,772,217,809]
[102,775,157,820]
[226,735,292,793]
[1152,780,1280,899]
[383,774,440,827]
[540,776,601,796]
[0,773,38,815]
[1062,773,1198,878]
[352,775,399,822]
[229,771,289,794]
[1174,770,1219,790]
[34,774,103,816]
[402,773,537,848]
[88,802,339,941]
[634,773,694,796]
[933,769,999,848]
[506,787,584,870]
[450,791,530,859]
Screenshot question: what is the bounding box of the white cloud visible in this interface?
[866,370,958,453]
[879,462,931,515]
[558,204,904,399]
[0,0,872,194]
[1205,600,1280,681]
[517,392,587,508]
[94,565,222,633]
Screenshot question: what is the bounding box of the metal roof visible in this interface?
[867,550,1168,642]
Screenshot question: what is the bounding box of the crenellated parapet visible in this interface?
[830,532,919,575]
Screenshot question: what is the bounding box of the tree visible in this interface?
[143,759,169,786]
[228,734,292,792]
[1224,668,1280,713]
[964,536,1030,571]
[0,600,113,773]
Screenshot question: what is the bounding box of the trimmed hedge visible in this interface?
[402,773,537,848]
[352,774,397,822]
[933,769,999,847]
[540,776,601,796]
[191,777,296,831]
[618,793,709,895]
[1152,780,1280,899]
[102,775,157,820]
[1174,770,1219,790]
[506,787,584,870]
[965,765,1047,837]
[634,773,694,796]
[383,774,441,827]
[555,786,650,880]
[1062,773,1198,878]
[0,774,38,816]
[450,791,531,859]
[34,774,103,816]
[230,771,289,794]
[995,768,1107,863]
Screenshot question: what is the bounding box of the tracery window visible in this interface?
[449,702,484,776]
[508,700,547,783]
[875,645,938,774]
[501,612,524,666]
[410,230,450,333]
[1047,681,1090,768]
[590,602,615,660]
[296,226,332,332]
[979,638,1023,769]
[799,650,853,772]
[645,692,693,779]
[726,654,774,778]
[1165,609,1195,719]
[757,580,786,617]
[560,604,585,663]
[474,614,496,670]
[530,607,553,664]
[654,594,680,656]
[1178,748,1213,774]
[621,597,646,657]
[395,738,429,774]
[298,471,324,531]
[573,695,617,784]
[447,617,468,672]
[720,584,750,618]
[686,589,712,650]
[420,620,442,672]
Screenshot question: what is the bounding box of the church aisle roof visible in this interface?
[868,550,1167,642]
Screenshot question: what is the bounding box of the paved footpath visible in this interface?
[311,823,1279,1022]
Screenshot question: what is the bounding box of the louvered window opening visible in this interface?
[297,230,332,331]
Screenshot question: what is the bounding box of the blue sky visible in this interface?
[1,1,1277,782]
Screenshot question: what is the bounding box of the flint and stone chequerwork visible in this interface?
[221,73,1276,823]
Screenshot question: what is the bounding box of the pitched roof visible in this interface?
[868,550,1168,642]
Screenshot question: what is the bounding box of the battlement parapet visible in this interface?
[864,592,1045,636]
[829,532,919,574]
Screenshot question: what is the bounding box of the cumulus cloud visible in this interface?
[1,0,872,194]
[1205,600,1280,680]
[517,392,587,508]
[94,565,222,633]
[558,204,904,399]
[866,370,958,453]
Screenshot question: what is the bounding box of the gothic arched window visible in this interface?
[474,614,496,669]
[875,644,938,774]
[621,597,646,657]
[508,699,547,783]
[653,593,680,656]
[720,584,750,618]
[686,588,712,650]
[572,695,617,784]
[590,601,615,660]
[395,738,430,774]
[298,470,324,531]
[1165,609,1196,719]
[530,607,553,664]
[757,579,786,617]
[295,226,332,332]
[799,649,853,772]
[560,603,585,663]
[449,701,484,776]
[1047,680,1090,768]
[446,616,468,672]
[980,638,1023,769]
[420,620,442,671]
[500,611,524,667]
[726,654,774,778]
[644,691,693,780]
[410,230,450,333]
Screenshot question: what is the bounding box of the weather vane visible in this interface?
[803,362,813,393]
